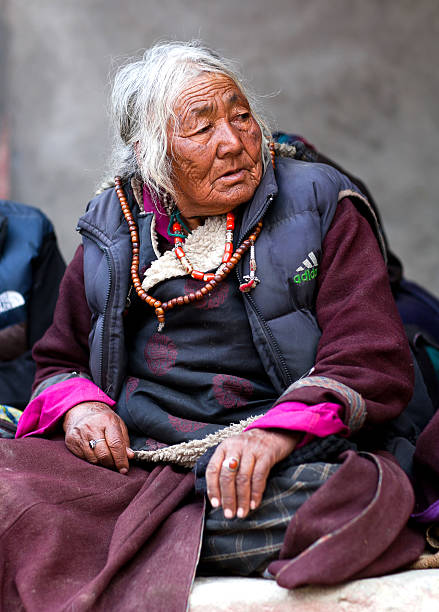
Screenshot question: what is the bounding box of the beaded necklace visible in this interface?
[169,210,235,283]
[115,143,275,331]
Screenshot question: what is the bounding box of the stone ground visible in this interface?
[190,571,439,612]
[1,0,438,294]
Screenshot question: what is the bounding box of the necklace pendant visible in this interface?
[157,321,165,332]
[239,275,260,293]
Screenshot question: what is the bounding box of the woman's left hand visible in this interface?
[205,428,301,520]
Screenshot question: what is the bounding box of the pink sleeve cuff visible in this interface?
[15,378,115,438]
[244,401,349,447]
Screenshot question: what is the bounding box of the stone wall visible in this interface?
[2,0,439,293]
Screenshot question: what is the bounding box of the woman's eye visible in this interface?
[196,124,211,135]
[236,112,250,121]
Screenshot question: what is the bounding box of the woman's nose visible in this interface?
[216,121,243,158]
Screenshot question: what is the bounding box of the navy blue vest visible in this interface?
[77,159,382,399]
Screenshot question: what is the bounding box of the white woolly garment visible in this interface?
[142,214,227,292]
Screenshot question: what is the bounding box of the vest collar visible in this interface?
[238,161,278,242]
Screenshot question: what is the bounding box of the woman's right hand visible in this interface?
[63,402,134,474]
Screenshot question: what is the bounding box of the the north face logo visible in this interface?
[294,251,318,284]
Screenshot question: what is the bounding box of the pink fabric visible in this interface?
[16,378,115,438]
[143,186,172,243]
[244,401,349,447]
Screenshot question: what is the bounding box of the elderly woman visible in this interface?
[1,41,425,610]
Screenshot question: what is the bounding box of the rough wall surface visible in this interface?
[2,0,438,294]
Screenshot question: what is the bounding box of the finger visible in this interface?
[65,427,100,465]
[219,454,241,519]
[76,435,101,466]
[93,437,116,470]
[249,456,271,512]
[206,446,226,510]
[65,434,87,460]
[235,452,256,519]
[119,421,135,462]
[104,424,130,474]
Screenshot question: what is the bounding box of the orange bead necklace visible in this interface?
[115,143,275,331]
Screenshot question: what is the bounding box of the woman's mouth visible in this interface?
[218,168,246,182]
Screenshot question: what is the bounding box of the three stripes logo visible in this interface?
[293,251,318,284]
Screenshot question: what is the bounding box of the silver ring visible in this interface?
[222,456,240,473]
[89,438,106,450]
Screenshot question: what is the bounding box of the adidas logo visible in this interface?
[293,251,318,284]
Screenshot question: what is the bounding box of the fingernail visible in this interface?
[250,500,256,510]
[210,497,219,508]
[237,507,245,518]
[119,468,128,475]
[224,508,233,519]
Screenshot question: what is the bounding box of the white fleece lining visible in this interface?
[142,215,227,292]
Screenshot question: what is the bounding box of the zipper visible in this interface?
[78,228,114,391]
[236,193,293,388]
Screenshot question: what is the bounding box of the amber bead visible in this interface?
[115,177,264,317]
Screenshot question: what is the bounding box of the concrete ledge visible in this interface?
[189,570,439,611]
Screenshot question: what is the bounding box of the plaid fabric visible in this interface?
[0,404,21,438]
[198,458,339,576]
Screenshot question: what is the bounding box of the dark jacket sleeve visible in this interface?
[32,245,92,391]
[276,197,414,427]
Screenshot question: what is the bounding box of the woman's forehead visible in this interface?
[173,73,248,118]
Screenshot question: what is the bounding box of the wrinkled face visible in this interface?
[168,73,263,226]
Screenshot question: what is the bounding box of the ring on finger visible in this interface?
[222,456,240,473]
[89,438,106,450]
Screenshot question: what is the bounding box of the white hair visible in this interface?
[107,40,272,201]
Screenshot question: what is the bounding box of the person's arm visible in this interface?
[267,198,413,428]
[19,245,134,473]
[31,245,92,390]
[207,197,413,519]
